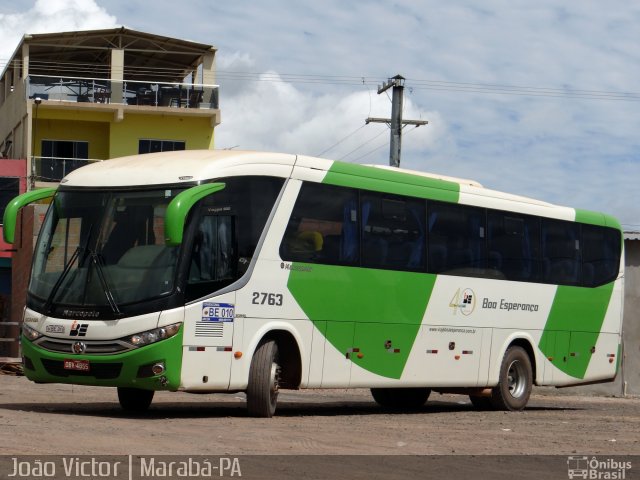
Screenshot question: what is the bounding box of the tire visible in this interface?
[117,387,154,412]
[371,387,431,409]
[469,395,493,410]
[490,346,532,411]
[246,339,281,418]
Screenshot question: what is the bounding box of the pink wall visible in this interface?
[0,159,28,259]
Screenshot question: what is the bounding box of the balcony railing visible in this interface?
[27,75,219,110]
[32,156,102,183]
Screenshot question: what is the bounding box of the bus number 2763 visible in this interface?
[252,292,283,306]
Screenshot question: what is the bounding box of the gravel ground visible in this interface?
[0,375,638,456]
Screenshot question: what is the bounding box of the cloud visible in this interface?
[3,0,640,226]
[0,0,117,60]
[215,61,448,167]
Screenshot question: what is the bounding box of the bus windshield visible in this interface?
[28,176,287,318]
[29,188,186,315]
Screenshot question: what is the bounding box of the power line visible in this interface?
[215,72,640,102]
[3,57,639,101]
[338,126,388,161]
[315,123,367,157]
[351,125,421,163]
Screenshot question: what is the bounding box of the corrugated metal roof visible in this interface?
[2,27,215,82]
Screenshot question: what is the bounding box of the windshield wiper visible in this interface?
[43,223,94,315]
[87,250,122,316]
[43,245,81,314]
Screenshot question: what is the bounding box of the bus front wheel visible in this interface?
[117,387,154,412]
[371,387,431,409]
[490,346,532,411]
[246,339,281,418]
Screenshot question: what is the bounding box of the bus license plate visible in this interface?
[63,359,90,372]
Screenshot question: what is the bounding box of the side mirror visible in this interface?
[164,182,226,246]
[2,188,56,244]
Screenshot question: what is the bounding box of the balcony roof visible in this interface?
[5,27,216,82]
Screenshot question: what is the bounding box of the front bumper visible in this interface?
[21,328,183,391]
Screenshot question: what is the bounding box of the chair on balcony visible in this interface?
[94,88,111,104]
[136,87,155,106]
[188,90,204,108]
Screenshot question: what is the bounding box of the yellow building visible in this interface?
[0,27,220,189]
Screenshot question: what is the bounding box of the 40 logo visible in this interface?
[449,288,476,316]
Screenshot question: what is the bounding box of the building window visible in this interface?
[138,140,186,154]
[40,140,89,181]
[0,177,20,224]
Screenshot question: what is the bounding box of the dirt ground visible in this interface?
[1,374,639,479]
[0,374,638,456]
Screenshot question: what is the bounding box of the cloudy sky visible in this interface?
[1,1,639,227]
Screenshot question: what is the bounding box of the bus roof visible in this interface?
[60,149,619,229]
[61,150,298,187]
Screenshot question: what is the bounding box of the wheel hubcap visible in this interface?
[269,362,281,404]
[507,360,526,398]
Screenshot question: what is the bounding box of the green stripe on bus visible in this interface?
[324,162,460,203]
[288,264,436,379]
[574,209,622,230]
[539,283,614,379]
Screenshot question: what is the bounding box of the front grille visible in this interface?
[35,337,132,355]
[41,359,122,379]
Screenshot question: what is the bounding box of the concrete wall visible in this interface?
[621,240,640,395]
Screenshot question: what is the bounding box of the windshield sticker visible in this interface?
[202,302,235,322]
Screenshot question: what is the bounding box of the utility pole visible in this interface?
[366,74,427,168]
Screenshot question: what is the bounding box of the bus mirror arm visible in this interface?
[164,182,226,246]
[2,188,57,244]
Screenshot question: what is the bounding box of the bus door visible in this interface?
[182,213,237,390]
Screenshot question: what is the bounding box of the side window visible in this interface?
[189,215,235,283]
[487,212,540,282]
[428,202,486,274]
[185,176,284,302]
[542,219,580,285]
[280,183,358,265]
[361,192,425,270]
[581,225,621,287]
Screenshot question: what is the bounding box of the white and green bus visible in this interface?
[4,150,623,417]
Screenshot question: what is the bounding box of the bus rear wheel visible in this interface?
[490,346,532,411]
[247,339,281,418]
[371,387,431,409]
[117,387,154,412]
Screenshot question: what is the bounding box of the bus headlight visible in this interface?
[124,322,181,347]
[22,323,41,341]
